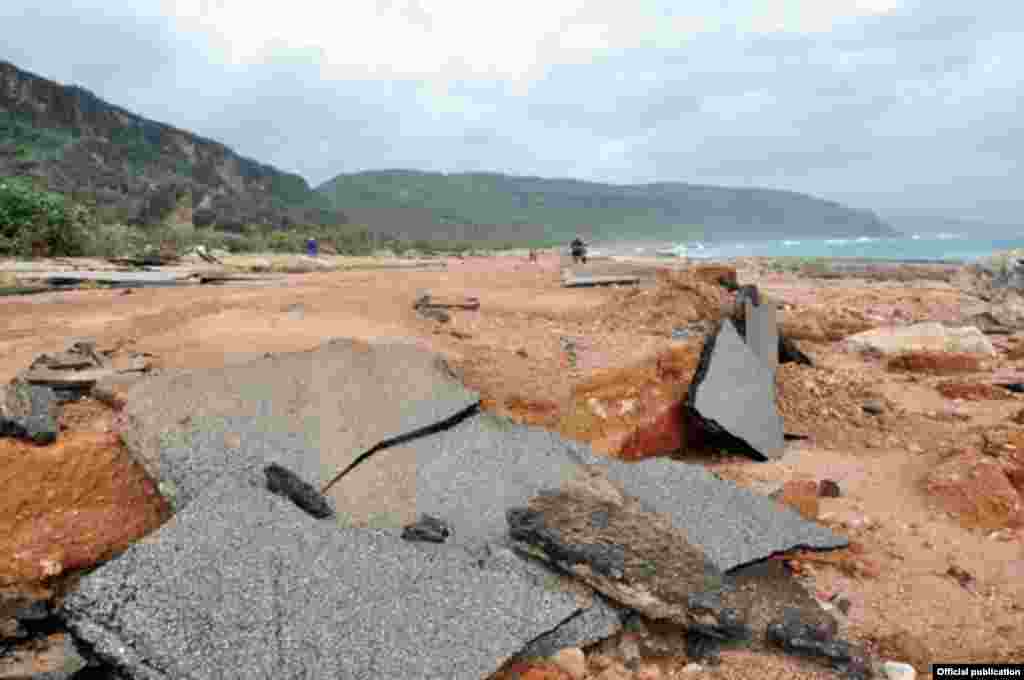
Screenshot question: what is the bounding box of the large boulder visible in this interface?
[844,322,996,357]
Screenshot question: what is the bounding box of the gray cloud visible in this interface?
[1,0,1022,223]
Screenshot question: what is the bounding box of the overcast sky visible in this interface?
[2,0,1021,223]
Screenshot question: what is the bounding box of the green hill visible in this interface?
[0,60,344,231]
[317,169,897,244]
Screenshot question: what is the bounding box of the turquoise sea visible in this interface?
[595,233,1024,263]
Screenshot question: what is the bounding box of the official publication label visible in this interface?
[934,665,1024,678]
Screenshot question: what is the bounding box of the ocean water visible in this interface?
[594,233,1024,263]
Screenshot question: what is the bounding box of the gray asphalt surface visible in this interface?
[62,478,585,680]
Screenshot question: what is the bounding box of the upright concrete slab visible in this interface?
[62,479,585,680]
[744,300,779,376]
[687,320,785,460]
[122,338,480,499]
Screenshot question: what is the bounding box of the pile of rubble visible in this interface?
[1,324,872,679]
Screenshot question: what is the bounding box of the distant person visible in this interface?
[570,236,587,264]
[528,249,538,263]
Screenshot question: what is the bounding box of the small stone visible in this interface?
[551,647,587,680]
[819,479,842,498]
[516,348,529,358]
[681,662,703,673]
[882,661,916,680]
[264,463,334,519]
[863,399,885,415]
[908,443,924,454]
[835,597,852,616]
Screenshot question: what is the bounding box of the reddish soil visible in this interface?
[3,252,1024,677]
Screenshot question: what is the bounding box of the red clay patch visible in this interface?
[886,351,982,375]
[0,432,170,586]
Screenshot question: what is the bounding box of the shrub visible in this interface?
[0,177,93,257]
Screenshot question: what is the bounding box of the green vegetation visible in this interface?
[317,170,896,243]
[0,111,77,161]
[0,176,92,256]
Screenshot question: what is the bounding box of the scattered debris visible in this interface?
[766,608,872,680]
[881,660,916,680]
[686,319,785,461]
[402,514,453,543]
[264,463,335,519]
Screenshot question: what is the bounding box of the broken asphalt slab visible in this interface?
[687,319,785,461]
[61,478,588,680]
[562,274,641,288]
[567,448,847,572]
[119,338,481,495]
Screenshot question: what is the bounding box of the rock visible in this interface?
[681,662,703,673]
[925,450,1024,529]
[882,661,917,680]
[263,463,335,519]
[686,319,785,461]
[845,323,996,357]
[819,479,842,498]
[550,647,587,680]
[1,382,58,444]
[401,513,452,543]
[862,399,885,415]
[774,480,821,520]
[875,629,931,674]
